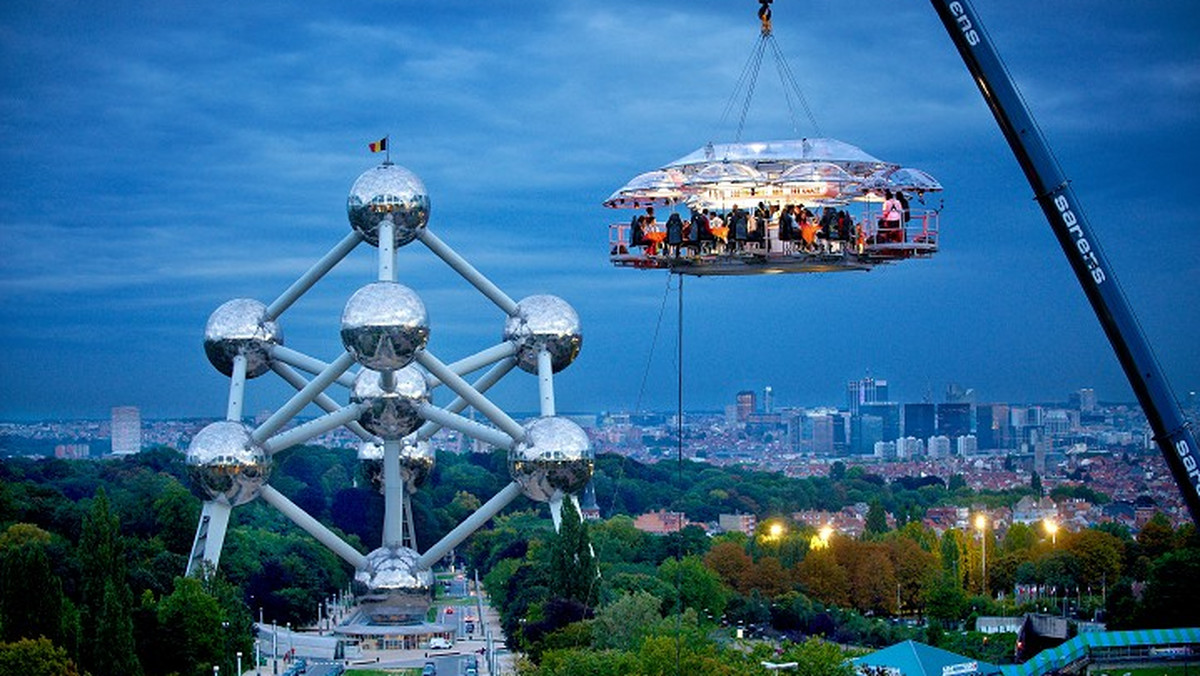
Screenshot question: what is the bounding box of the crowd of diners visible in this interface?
[625,190,912,258]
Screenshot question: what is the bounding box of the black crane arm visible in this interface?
[929,0,1200,526]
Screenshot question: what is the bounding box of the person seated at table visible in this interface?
[798,210,819,252]
[630,213,645,249]
[778,204,795,253]
[665,212,684,257]
[730,205,748,251]
[686,208,704,255]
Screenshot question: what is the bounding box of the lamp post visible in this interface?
[214,666,220,676]
[237,651,242,676]
[1045,518,1058,546]
[974,513,988,596]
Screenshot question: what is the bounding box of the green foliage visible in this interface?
[0,637,80,676]
[549,499,598,607]
[591,591,662,651]
[155,577,225,676]
[0,524,65,646]
[79,488,141,676]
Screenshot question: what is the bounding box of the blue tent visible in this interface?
[852,640,1003,676]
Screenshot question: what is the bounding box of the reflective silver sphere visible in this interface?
[398,435,435,491]
[185,421,271,506]
[351,366,429,439]
[357,439,385,491]
[508,416,594,502]
[503,295,583,374]
[356,436,433,492]
[203,298,283,378]
[355,546,433,593]
[341,282,429,371]
[347,163,430,247]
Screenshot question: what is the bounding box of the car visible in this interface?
[429,637,453,650]
[465,621,475,633]
[422,662,437,676]
[465,668,478,676]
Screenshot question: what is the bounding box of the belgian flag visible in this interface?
[368,137,388,153]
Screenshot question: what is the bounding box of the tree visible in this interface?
[777,637,855,676]
[0,524,65,646]
[864,500,889,538]
[656,556,728,618]
[549,498,599,608]
[924,571,967,626]
[704,541,753,593]
[591,591,662,651]
[1030,472,1043,497]
[0,637,81,676]
[78,489,141,676]
[797,548,849,607]
[156,577,225,676]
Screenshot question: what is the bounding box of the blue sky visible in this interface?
[1,1,1197,421]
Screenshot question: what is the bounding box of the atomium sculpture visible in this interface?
[184,160,592,612]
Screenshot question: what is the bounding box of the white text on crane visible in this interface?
[1053,194,1107,285]
[948,2,980,46]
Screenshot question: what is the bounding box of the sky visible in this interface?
[1,0,1197,422]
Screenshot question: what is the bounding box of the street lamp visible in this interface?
[237,651,242,676]
[1044,518,1058,546]
[974,513,988,596]
[769,522,785,540]
[214,666,220,676]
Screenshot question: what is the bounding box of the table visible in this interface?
[643,230,666,255]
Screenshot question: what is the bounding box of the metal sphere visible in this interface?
[185,421,271,506]
[351,366,429,439]
[356,436,434,493]
[508,416,594,503]
[398,435,435,491]
[502,295,583,374]
[347,163,430,247]
[357,440,385,491]
[341,282,429,370]
[355,546,433,593]
[203,298,283,378]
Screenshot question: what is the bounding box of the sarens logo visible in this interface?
[949,2,980,46]
[1176,439,1200,499]
[1053,194,1107,284]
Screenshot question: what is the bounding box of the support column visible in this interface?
[185,500,232,576]
[265,231,363,320]
[382,438,405,547]
[378,217,396,282]
[227,353,248,422]
[537,348,555,417]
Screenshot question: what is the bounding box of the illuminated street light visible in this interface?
[1044,518,1058,546]
[769,522,785,540]
[974,513,988,596]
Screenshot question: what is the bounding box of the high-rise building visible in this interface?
[903,403,936,441]
[1078,388,1097,413]
[810,413,835,456]
[736,390,756,422]
[927,435,951,458]
[956,435,978,456]
[763,386,774,414]
[861,402,900,442]
[937,402,971,440]
[852,414,883,455]
[110,406,141,455]
[976,404,1012,450]
[846,376,887,415]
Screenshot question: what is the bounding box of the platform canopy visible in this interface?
[851,640,1003,676]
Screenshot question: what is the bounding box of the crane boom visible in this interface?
[930,0,1200,526]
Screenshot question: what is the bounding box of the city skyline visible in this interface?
[2,2,1197,421]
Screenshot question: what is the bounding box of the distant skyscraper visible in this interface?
[937,402,971,440]
[956,435,978,456]
[975,404,1000,450]
[903,403,936,441]
[927,435,951,458]
[811,414,835,456]
[110,406,141,455]
[852,414,883,455]
[861,402,900,442]
[1078,388,1097,413]
[846,376,887,415]
[945,383,975,404]
[763,386,774,414]
[736,390,756,422]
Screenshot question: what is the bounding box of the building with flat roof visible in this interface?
[110,406,141,455]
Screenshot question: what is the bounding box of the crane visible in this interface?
[930,0,1200,526]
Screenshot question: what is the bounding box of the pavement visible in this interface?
[249,572,517,676]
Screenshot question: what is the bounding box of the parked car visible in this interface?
[422,662,437,676]
[429,637,453,649]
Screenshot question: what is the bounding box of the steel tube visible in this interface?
[270,362,374,442]
[270,345,357,389]
[416,403,515,450]
[252,352,356,444]
[378,218,395,282]
[415,351,525,442]
[265,231,364,321]
[537,348,555,417]
[417,229,519,316]
[417,358,516,440]
[227,354,248,422]
[417,481,523,569]
[260,485,367,569]
[425,342,518,388]
[261,404,365,455]
[382,439,404,547]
